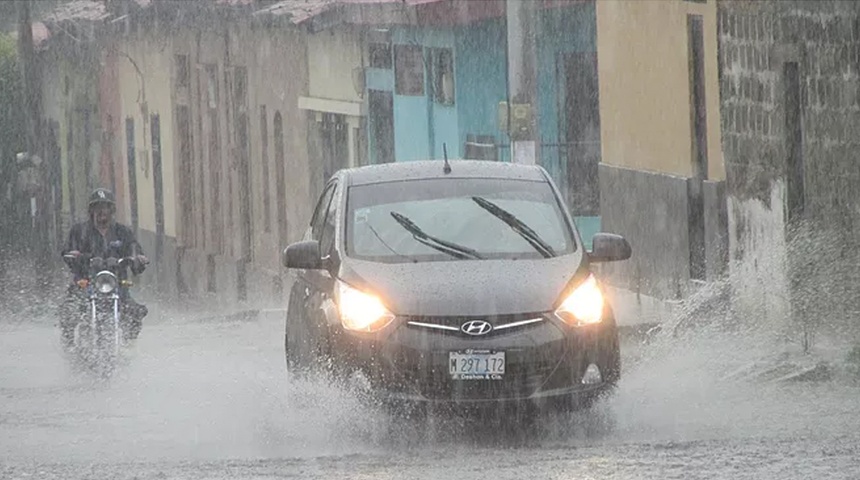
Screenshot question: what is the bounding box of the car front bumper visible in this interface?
[334,311,620,406]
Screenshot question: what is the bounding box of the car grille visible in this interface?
[403,313,546,336]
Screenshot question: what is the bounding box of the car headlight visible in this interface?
[554,274,604,326]
[337,281,395,332]
[94,271,118,294]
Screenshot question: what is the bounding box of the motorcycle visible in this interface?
[62,254,139,378]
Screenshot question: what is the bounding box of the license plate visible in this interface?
[449,350,505,380]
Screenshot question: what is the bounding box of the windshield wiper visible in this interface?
[390,211,483,260]
[471,196,556,258]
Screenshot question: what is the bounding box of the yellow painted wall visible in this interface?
[39,57,68,216]
[39,17,314,299]
[305,28,365,168]
[307,28,363,103]
[39,49,101,225]
[163,23,312,267]
[116,34,178,238]
[233,23,312,268]
[596,0,724,180]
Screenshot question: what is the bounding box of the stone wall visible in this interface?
[719,0,860,340]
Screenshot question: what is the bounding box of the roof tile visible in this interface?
[254,0,444,23]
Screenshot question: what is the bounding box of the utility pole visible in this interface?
[17,0,51,277]
[506,0,540,165]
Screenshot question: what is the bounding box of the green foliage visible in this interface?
[0,33,25,154]
[0,32,27,249]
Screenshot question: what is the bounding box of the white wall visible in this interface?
[727,180,790,334]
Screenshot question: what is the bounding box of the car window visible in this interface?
[319,185,339,256]
[346,177,575,263]
[310,183,336,241]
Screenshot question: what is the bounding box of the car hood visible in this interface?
[338,253,585,317]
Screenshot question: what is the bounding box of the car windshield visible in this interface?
[346,177,576,263]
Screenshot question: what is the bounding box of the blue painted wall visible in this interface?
[365,68,394,165]
[394,29,460,161]
[365,68,394,92]
[454,18,509,155]
[393,95,433,161]
[364,22,510,164]
[364,28,462,162]
[535,2,597,184]
[362,1,597,180]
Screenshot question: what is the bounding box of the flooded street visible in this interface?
[3,305,859,479]
[5,0,860,478]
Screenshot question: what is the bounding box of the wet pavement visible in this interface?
[2,308,859,479]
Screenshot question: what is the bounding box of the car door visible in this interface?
[299,180,340,347]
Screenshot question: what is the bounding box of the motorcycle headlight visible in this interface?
[94,271,118,294]
[554,274,605,326]
[337,281,394,333]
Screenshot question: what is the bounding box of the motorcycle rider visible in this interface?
[59,188,149,351]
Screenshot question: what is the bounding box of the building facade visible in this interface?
[33,0,735,312]
[309,0,604,245]
[309,0,729,299]
[596,0,728,300]
[719,0,860,343]
[36,0,314,307]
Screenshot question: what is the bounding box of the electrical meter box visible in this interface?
[498,101,534,140]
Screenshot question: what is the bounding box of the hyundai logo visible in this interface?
[461,320,493,336]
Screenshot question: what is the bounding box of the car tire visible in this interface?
[602,314,622,384]
[285,285,311,379]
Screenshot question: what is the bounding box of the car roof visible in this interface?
[341,160,548,186]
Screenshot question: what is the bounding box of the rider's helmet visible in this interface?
[88,188,116,215]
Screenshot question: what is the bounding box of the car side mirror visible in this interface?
[282,240,323,270]
[588,233,632,263]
